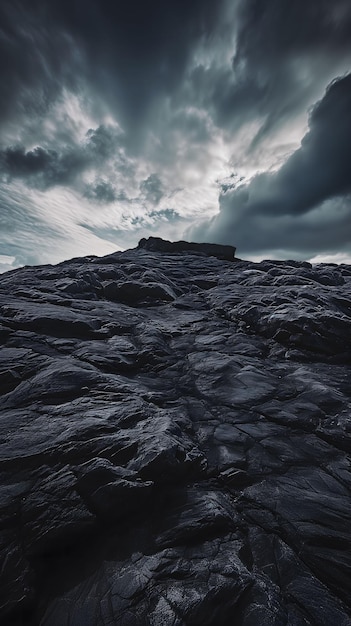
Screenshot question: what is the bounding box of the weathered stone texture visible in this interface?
[0,241,350,624]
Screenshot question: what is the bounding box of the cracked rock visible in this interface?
[0,239,350,624]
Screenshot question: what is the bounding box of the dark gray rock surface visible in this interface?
[0,242,350,625]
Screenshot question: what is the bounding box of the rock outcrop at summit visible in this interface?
[0,240,351,625]
[138,236,236,260]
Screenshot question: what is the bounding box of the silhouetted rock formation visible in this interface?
[0,239,350,625]
[138,236,236,260]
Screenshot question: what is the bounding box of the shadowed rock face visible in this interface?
[0,240,351,625]
[138,236,236,260]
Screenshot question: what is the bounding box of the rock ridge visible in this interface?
[0,240,350,625]
[138,236,236,260]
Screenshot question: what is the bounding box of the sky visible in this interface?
[0,0,351,272]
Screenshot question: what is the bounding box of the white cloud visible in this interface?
[308,252,351,265]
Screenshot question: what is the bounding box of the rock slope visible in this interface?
[0,238,351,625]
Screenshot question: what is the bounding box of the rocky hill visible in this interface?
[0,238,351,625]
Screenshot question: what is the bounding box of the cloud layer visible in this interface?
[0,0,351,268]
[191,73,351,257]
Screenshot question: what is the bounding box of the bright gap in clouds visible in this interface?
[1,94,245,270]
[309,252,351,265]
[0,182,118,268]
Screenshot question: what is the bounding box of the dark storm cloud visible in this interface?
[0,145,87,189]
[0,1,81,130]
[235,0,351,68]
[0,125,122,190]
[192,74,351,256]
[51,0,228,131]
[271,74,351,213]
[195,0,351,141]
[0,0,228,139]
[1,0,351,150]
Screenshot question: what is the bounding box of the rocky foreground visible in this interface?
[0,238,351,625]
